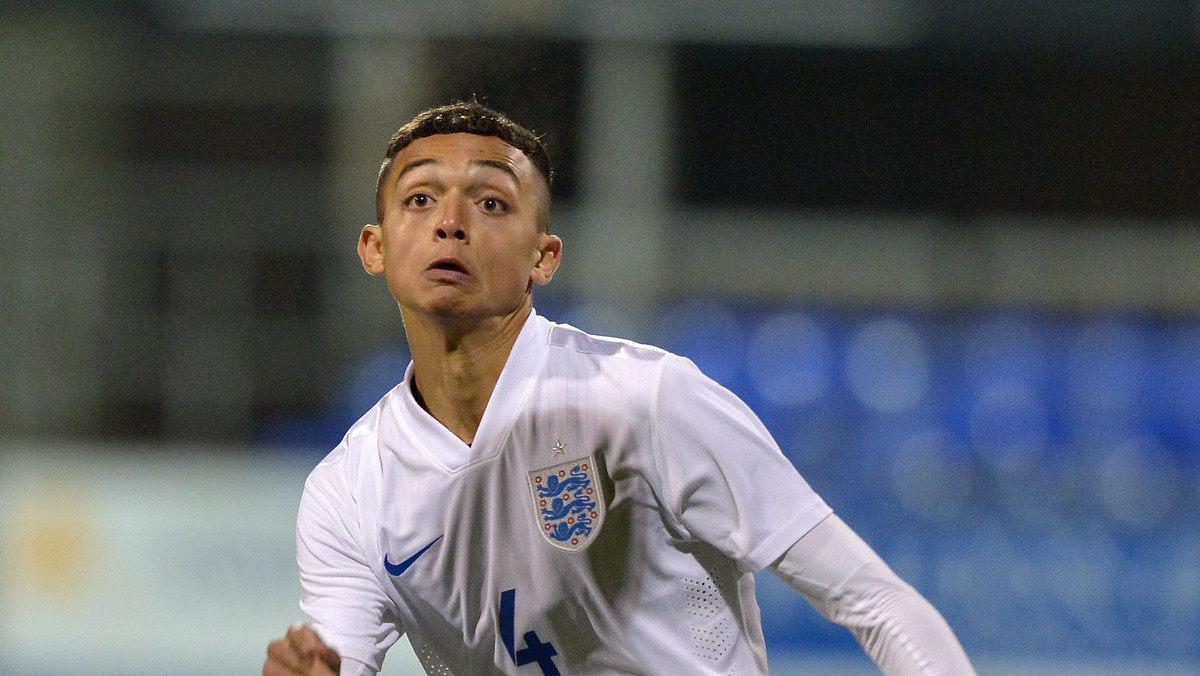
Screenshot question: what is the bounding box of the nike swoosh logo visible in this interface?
[384,535,443,576]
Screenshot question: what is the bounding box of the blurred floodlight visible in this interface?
[1095,437,1181,529]
[745,311,832,407]
[844,317,929,412]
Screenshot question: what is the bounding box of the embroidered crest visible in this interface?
[528,455,605,552]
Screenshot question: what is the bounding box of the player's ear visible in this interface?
[358,224,385,275]
[530,233,562,286]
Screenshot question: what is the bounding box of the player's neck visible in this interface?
[402,301,532,446]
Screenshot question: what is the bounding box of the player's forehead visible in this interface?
[392,133,534,186]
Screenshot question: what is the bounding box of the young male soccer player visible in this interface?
[263,102,976,675]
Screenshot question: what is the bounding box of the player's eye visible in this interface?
[405,193,432,208]
[480,197,507,214]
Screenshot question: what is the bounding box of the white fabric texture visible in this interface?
[770,514,977,675]
[297,312,832,675]
[338,657,374,676]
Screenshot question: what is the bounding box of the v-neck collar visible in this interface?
[393,310,550,472]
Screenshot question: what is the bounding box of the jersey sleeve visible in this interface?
[771,514,977,675]
[339,657,378,676]
[650,355,832,572]
[297,452,401,673]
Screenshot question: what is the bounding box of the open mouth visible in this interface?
[428,258,468,275]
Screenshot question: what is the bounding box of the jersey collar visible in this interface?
[395,309,551,471]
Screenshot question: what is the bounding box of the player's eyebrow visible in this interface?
[394,157,437,182]
[470,159,522,186]
[393,157,522,186]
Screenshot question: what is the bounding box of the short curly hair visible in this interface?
[375,102,553,232]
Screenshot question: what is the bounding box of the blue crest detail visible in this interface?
[528,455,605,552]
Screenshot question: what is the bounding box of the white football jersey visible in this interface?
[298,311,832,675]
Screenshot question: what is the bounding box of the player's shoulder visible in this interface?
[542,319,713,396]
[305,384,404,492]
[546,320,672,364]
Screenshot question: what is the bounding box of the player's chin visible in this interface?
[445,288,528,313]
[417,298,492,326]
[407,287,471,312]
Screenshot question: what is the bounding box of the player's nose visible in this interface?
[434,194,469,242]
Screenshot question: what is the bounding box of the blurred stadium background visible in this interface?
[3,1,1200,674]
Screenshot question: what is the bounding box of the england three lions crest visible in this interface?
[528,456,605,552]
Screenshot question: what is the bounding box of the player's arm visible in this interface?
[769,514,976,676]
[274,452,402,675]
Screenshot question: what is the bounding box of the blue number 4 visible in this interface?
[499,588,561,675]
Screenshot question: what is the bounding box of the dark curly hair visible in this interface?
[375,102,553,232]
